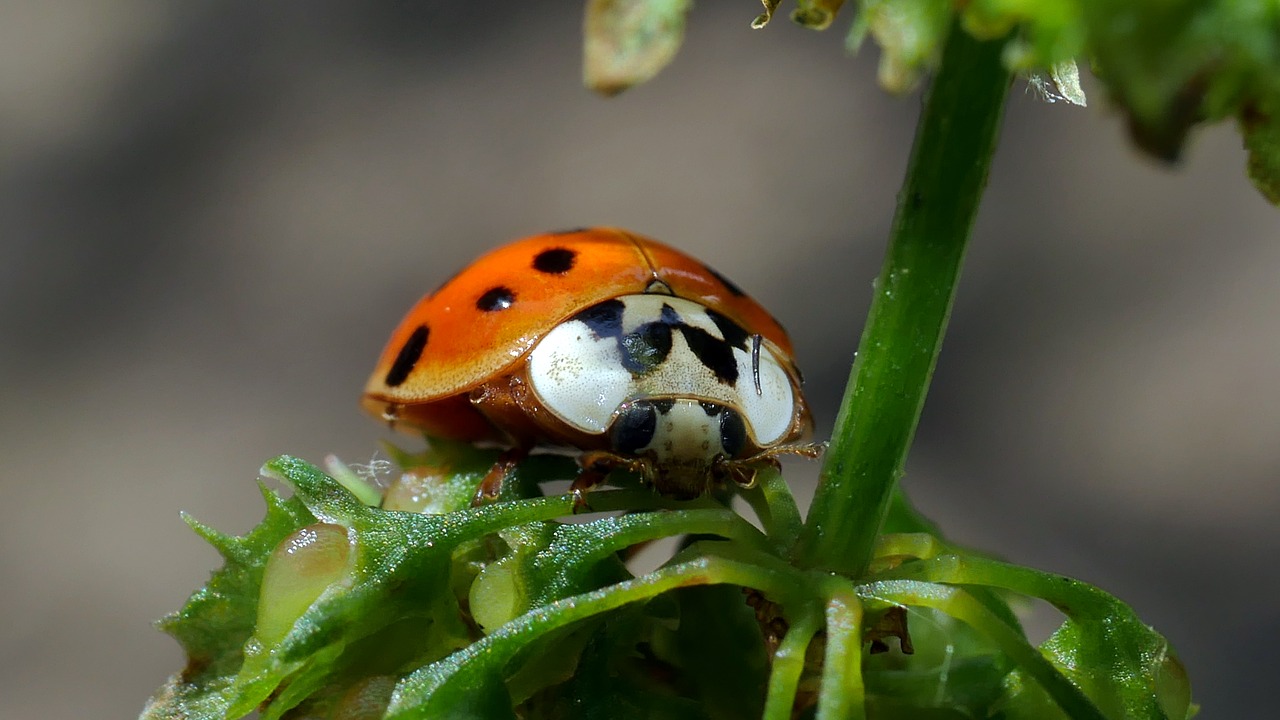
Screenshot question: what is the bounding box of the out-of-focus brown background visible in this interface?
[1,3,1276,718]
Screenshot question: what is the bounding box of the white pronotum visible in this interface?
[527,294,796,446]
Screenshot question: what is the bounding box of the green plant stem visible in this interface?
[761,608,823,720]
[740,465,804,551]
[795,22,1012,575]
[816,581,867,720]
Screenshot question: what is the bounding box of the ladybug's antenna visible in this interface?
[751,334,763,396]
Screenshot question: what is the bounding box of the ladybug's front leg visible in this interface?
[471,447,528,506]
[569,451,616,512]
[571,450,650,512]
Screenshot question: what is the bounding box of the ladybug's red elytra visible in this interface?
[363,227,819,503]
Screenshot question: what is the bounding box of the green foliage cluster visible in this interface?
[142,449,1193,719]
[586,0,1280,202]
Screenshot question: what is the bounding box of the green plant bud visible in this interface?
[470,560,523,633]
[256,523,352,646]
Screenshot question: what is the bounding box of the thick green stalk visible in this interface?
[795,24,1012,574]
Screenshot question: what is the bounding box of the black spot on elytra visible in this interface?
[704,264,746,297]
[574,299,625,339]
[706,308,750,349]
[476,286,515,312]
[680,325,739,385]
[610,401,658,454]
[384,325,429,387]
[533,247,577,274]
[719,409,748,458]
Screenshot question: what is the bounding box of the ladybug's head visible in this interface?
[606,398,749,498]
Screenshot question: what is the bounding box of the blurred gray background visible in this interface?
[1,2,1276,718]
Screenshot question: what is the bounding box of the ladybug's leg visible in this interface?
[756,441,827,462]
[719,442,826,491]
[570,451,617,512]
[714,455,766,490]
[471,447,528,506]
[568,470,606,513]
[571,451,650,512]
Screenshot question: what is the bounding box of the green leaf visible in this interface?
[584,0,692,96]
[658,585,771,719]
[180,457,778,718]
[1243,98,1280,203]
[848,0,953,93]
[873,555,1196,719]
[861,604,1015,717]
[751,0,783,29]
[793,0,848,31]
[222,456,561,715]
[470,507,766,631]
[999,616,1197,720]
[530,607,709,720]
[766,1,1280,202]
[141,484,315,720]
[388,556,804,718]
[143,455,598,718]
[862,578,1108,720]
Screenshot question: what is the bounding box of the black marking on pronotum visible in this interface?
[680,325,739,385]
[385,325,429,387]
[620,321,673,374]
[620,304,683,376]
[574,299,625,339]
[719,409,748,458]
[575,297,742,384]
[706,308,750,349]
[651,398,676,414]
[704,263,746,297]
[476,286,516,312]
[699,401,722,416]
[659,303,682,326]
[611,401,658,454]
[751,334,763,397]
[533,247,576,274]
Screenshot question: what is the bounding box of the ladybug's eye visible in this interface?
[610,401,658,455]
[719,408,748,459]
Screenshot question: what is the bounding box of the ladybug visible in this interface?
[363,227,819,503]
